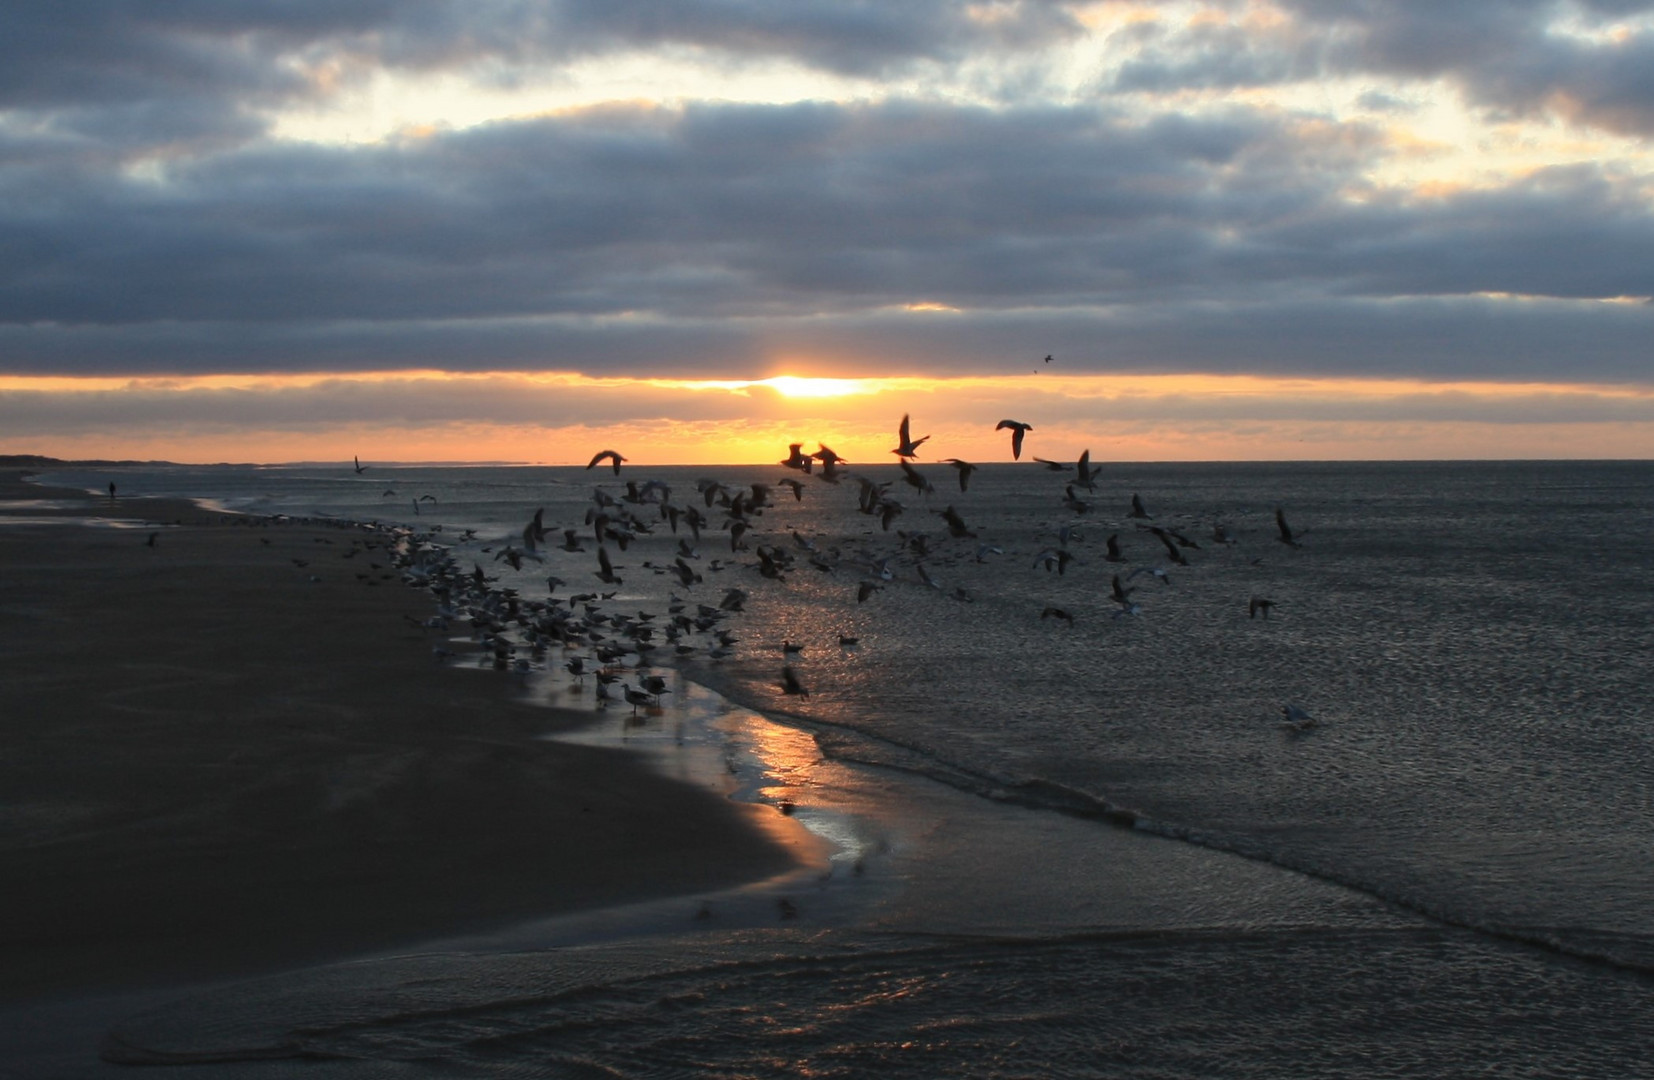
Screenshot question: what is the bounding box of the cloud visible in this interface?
[2,2,1651,411]
[0,0,1082,128]
[3,94,1650,383]
[1111,1,1654,135]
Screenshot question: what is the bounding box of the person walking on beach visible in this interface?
[108,481,116,501]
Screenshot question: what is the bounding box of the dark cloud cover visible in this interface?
[1,2,1651,386]
[1117,1,1654,135]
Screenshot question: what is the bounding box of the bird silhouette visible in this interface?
[1275,508,1304,548]
[996,420,1033,460]
[936,459,974,493]
[780,666,810,697]
[587,449,627,475]
[782,443,814,473]
[891,414,931,459]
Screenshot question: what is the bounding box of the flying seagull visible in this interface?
[892,413,931,459]
[1275,508,1304,548]
[996,419,1033,460]
[353,455,368,475]
[587,449,627,475]
[782,443,814,473]
[941,458,977,492]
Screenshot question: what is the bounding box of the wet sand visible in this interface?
[0,473,799,1004]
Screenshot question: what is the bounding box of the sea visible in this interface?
[26,458,1654,1076]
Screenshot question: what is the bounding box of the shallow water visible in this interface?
[33,458,1654,1075]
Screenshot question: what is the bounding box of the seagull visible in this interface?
[1032,548,1078,575]
[587,449,627,475]
[623,686,654,716]
[1032,457,1070,472]
[941,458,977,492]
[353,455,368,475]
[780,665,810,697]
[1145,526,1189,566]
[1040,606,1074,625]
[1129,493,1151,519]
[1129,566,1173,585]
[595,545,624,586]
[891,413,931,459]
[1280,703,1317,731]
[1103,533,1127,563]
[1074,450,1100,491]
[995,419,1033,460]
[778,478,805,501]
[782,443,814,473]
[1110,574,1136,607]
[813,444,846,483]
[1249,596,1276,620]
[640,673,672,702]
[939,505,975,538]
[899,460,935,495]
[1275,508,1304,548]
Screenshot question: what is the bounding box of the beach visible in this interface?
[8,462,1654,1076]
[0,473,803,1008]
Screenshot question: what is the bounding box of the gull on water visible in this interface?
[780,666,810,697]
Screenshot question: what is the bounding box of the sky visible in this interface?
[3,0,1653,464]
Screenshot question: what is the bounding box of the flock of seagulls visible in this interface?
[365,408,1315,733]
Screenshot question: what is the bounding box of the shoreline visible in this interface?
[0,471,810,1005]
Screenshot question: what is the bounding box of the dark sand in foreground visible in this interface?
[0,474,798,1003]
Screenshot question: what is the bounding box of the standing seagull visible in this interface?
[780,666,810,698]
[587,449,627,475]
[996,419,1033,460]
[891,414,931,459]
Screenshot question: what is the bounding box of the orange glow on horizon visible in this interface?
[5,368,1654,465]
[6,369,1654,400]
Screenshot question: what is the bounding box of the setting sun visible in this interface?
[757,376,871,398]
